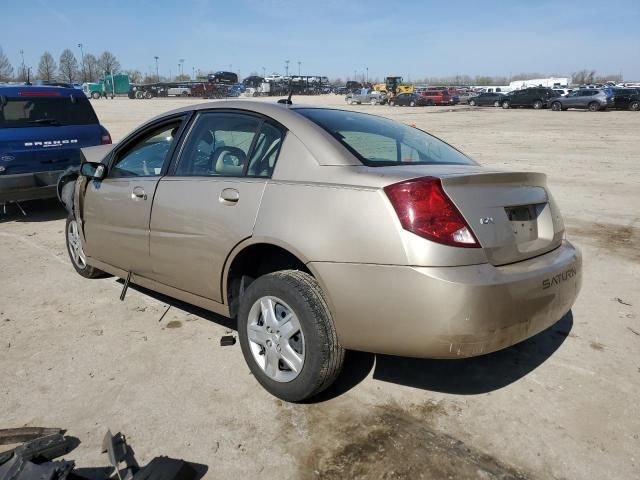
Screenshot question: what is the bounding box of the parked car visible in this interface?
[418,90,458,106]
[611,88,640,111]
[345,90,387,105]
[0,85,110,204]
[208,71,238,85]
[501,88,559,109]
[389,93,419,106]
[468,92,504,107]
[549,89,612,112]
[553,89,573,97]
[456,92,477,104]
[58,101,582,401]
[167,86,192,97]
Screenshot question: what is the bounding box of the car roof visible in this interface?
[0,85,80,97]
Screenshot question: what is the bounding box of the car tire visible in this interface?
[370,98,378,105]
[551,101,562,111]
[238,270,345,402]
[533,100,543,109]
[91,91,101,100]
[348,99,354,105]
[144,91,153,99]
[389,100,395,106]
[469,99,476,106]
[409,100,416,107]
[588,102,600,112]
[65,215,107,279]
[629,101,639,111]
[502,100,510,109]
[493,100,500,107]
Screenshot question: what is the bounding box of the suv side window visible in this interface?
[110,121,182,178]
[175,112,261,177]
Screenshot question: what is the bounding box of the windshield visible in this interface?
[296,108,476,167]
[0,95,99,128]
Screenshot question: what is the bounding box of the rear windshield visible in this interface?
[296,108,476,167]
[0,95,98,128]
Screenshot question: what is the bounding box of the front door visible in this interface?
[148,111,285,302]
[82,118,185,274]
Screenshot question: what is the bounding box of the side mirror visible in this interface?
[80,162,106,180]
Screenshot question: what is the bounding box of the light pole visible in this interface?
[366,67,368,84]
[19,49,25,81]
[297,61,301,76]
[262,66,266,78]
[179,58,184,77]
[354,70,357,81]
[77,43,85,82]
[285,60,290,77]
[154,56,159,82]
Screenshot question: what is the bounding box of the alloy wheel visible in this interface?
[67,219,87,269]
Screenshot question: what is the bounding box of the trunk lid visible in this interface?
[439,171,564,265]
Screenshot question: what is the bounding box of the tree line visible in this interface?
[0,46,123,84]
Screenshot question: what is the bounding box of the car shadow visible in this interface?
[313,311,573,401]
[0,198,67,223]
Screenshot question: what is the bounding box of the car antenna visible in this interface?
[277,80,293,105]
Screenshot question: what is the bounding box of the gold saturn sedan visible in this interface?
[59,101,582,401]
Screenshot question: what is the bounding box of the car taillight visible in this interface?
[384,176,479,248]
[101,129,112,145]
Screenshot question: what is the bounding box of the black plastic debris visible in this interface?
[220,335,236,347]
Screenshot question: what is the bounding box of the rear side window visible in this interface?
[297,108,475,167]
[0,95,98,128]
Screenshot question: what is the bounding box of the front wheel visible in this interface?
[389,100,395,106]
[493,100,500,107]
[409,100,416,107]
[588,102,600,112]
[238,270,345,402]
[629,101,639,111]
[469,99,476,106]
[65,216,107,279]
[91,91,101,100]
[551,101,562,111]
[502,100,510,109]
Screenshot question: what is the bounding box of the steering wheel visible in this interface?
[211,146,247,171]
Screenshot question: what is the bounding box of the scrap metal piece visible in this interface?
[133,456,197,480]
[220,335,236,347]
[102,430,138,480]
[0,434,74,480]
[0,428,64,446]
[120,272,132,301]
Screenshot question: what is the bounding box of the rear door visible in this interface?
[0,92,102,175]
[148,111,285,302]
[82,116,186,274]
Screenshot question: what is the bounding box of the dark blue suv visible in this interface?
[0,85,110,204]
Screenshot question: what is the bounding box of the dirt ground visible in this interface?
[1,95,639,479]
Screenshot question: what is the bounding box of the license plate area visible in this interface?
[505,204,545,242]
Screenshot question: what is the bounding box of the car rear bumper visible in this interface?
[0,170,64,203]
[310,240,582,358]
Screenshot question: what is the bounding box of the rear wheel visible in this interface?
[469,99,476,106]
[238,270,345,402]
[409,100,416,107]
[370,98,378,105]
[551,101,562,111]
[629,101,640,111]
[588,102,600,112]
[135,91,143,99]
[144,91,153,99]
[493,100,500,107]
[533,100,543,109]
[502,100,510,109]
[65,216,106,279]
[389,100,395,106]
[91,91,100,99]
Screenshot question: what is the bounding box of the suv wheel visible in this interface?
[238,270,345,402]
[65,216,106,279]
[409,100,416,107]
[469,99,476,106]
[533,100,544,109]
[629,101,639,111]
[551,101,562,111]
[588,102,600,112]
[493,100,500,107]
[501,100,510,109]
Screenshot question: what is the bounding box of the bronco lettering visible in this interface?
[542,267,577,289]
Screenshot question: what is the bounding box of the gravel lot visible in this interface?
[1,95,639,479]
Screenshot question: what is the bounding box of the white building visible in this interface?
[509,77,570,89]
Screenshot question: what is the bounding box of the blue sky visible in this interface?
[3,0,640,81]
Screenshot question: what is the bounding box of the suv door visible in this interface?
[82,117,186,274]
[148,111,285,302]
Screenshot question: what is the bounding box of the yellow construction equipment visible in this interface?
[373,76,414,96]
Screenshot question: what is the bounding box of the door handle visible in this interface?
[131,186,147,200]
[219,188,240,205]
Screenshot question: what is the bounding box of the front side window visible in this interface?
[110,122,181,178]
[175,112,262,177]
[297,108,475,167]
